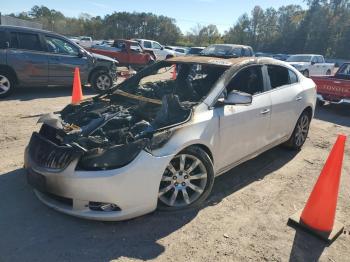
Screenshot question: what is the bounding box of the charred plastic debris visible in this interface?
[30,62,226,170]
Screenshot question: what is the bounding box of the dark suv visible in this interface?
[0,26,118,98]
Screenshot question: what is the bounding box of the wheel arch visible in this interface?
[183,144,214,164]
[303,105,313,119]
[0,65,18,84]
[88,66,109,83]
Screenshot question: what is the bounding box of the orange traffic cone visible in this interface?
[172,64,177,80]
[288,134,347,243]
[71,67,83,104]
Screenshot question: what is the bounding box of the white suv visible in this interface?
[134,39,176,60]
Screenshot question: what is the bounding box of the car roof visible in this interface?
[167,56,285,68]
[290,54,320,56]
[114,39,139,44]
[207,44,252,49]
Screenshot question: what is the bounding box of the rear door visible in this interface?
[7,31,48,86]
[267,65,303,142]
[0,29,8,66]
[44,35,89,86]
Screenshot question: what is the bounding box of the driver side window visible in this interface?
[226,66,264,95]
[45,36,79,56]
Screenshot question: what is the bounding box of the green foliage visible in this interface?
[6,2,350,58]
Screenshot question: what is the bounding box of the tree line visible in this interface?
[6,1,350,59]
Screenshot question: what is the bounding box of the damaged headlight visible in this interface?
[77,138,149,170]
[149,130,173,150]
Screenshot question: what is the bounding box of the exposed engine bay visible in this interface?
[33,61,227,170]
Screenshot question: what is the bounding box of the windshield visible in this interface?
[114,61,228,103]
[287,55,312,62]
[188,48,203,55]
[337,64,350,75]
[201,45,242,58]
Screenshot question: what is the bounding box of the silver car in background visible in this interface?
[25,56,316,221]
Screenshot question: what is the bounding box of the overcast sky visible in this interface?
[1,0,307,33]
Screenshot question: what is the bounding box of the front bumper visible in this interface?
[317,94,350,104]
[24,148,174,221]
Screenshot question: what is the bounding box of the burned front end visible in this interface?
[28,93,192,172]
[24,59,230,220]
[26,61,227,172]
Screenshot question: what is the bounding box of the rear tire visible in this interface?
[0,71,15,98]
[91,71,113,93]
[303,70,309,78]
[326,69,332,75]
[284,111,311,150]
[158,146,214,211]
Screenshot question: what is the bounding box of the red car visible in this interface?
[311,63,350,106]
[87,40,155,70]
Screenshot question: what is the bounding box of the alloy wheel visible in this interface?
[295,114,309,147]
[96,74,111,91]
[0,75,10,95]
[159,154,208,207]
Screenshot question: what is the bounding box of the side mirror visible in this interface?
[311,61,316,65]
[77,49,84,58]
[160,46,164,50]
[217,91,252,106]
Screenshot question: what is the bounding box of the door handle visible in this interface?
[260,109,270,115]
[296,96,303,101]
[334,81,341,84]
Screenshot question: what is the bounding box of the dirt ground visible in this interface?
[0,85,349,262]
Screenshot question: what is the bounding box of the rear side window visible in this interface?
[268,65,298,88]
[267,65,290,89]
[0,31,7,49]
[11,32,43,51]
[143,41,152,48]
[289,70,298,84]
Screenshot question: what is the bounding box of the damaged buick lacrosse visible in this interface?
[25,56,316,221]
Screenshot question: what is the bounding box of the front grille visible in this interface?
[28,132,82,170]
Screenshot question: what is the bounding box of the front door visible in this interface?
[44,35,89,86]
[216,65,272,170]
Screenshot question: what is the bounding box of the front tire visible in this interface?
[91,71,113,93]
[158,146,214,211]
[284,111,311,150]
[0,71,15,98]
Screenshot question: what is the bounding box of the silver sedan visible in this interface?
[25,56,316,220]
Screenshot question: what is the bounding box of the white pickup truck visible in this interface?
[287,54,334,77]
[133,39,176,61]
